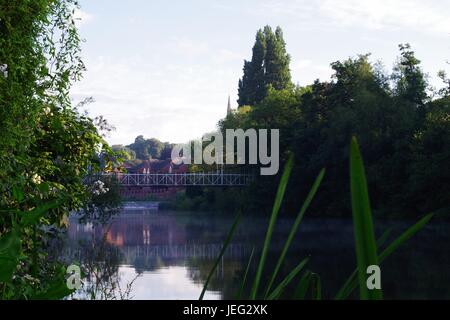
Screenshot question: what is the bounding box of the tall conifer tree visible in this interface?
[238,26,292,107]
[238,30,266,106]
[264,26,292,91]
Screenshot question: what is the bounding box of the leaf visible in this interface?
[12,186,24,202]
[350,137,382,300]
[250,153,294,300]
[236,247,255,300]
[264,168,325,298]
[335,215,432,300]
[337,148,433,301]
[335,229,392,300]
[293,271,313,300]
[36,182,50,195]
[31,275,75,300]
[19,200,60,227]
[336,193,433,298]
[377,228,393,250]
[199,212,241,300]
[267,257,309,300]
[378,213,433,262]
[311,273,322,300]
[0,228,21,283]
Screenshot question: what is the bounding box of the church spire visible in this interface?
[227,95,232,115]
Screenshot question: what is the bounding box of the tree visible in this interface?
[223,44,448,217]
[161,142,174,160]
[198,29,448,219]
[238,30,266,106]
[127,136,169,160]
[408,97,450,213]
[0,0,119,299]
[393,44,428,108]
[112,145,136,160]
[263,26,292,91]
[128,135,150,159]
[238,26,292,107]
[438,69,450,97]
[147,138,164,159]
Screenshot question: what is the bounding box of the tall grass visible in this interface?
[200,137,433,300]
[250,154,294,300]
[349,137,382,300]
[199,212,241,300]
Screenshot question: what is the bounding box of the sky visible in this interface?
[71,0,450,146]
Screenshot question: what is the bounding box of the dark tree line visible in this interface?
[112,136,174,161]
[217,27,450,218]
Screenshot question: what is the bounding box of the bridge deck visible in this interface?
[101,173,252,187]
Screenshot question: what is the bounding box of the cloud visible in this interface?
[173,38,210,57]
[212,49,244,64]
[292,59,313,69]
[319,0,450,35]
[71,54,238,145]
[291,59,333,85]
[70,0,447,145]
[256,0,450,36]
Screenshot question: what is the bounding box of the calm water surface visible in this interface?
[58,202,450,300]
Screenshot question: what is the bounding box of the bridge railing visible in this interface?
[97,173,253,187]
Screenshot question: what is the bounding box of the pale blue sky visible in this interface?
[71,0,450,145]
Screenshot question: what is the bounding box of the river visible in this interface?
[56,202,450,300]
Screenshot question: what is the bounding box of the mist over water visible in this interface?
[58,203,450,300]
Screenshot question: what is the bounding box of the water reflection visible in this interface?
[58,203,450,300]
[61,209,251,300]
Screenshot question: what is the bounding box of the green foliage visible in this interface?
[437,70,450,97]
[238,26,292,107]
[112,145,136,160]
[30,268,75,300]
[250,153,294,299]
[80,175,122,224]
[0,0,121,299]
[238,30,266,107]
[334,139,434,300]
[0,200,76,299]
[236,248,255,300]
[126,135,173,160]
[349,138,382,300]
[264,168,325,298]
[222,37,449,218]
[199,212,242,300]
[264,26,292,91]
[0,229,21,283]
[335,213,434,300]
[205,139,431,300]
[408,98,450,213]
[393,43,428,107]
[266,257,309,300]
[293,271,322,300]
[213,154,325,300]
